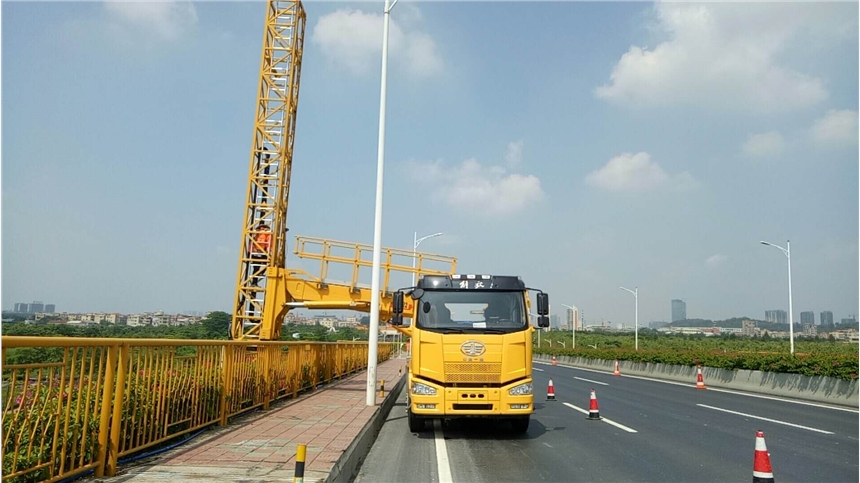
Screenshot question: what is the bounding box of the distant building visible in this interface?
[45,304,56,314]
[820,311,834,326]
[671,300,686,322]
[14,303,28,313]
[649,321,669,329]
[29,301,45,314]
[765,310,787,325]
[840,316,857,326]
[802,323,817,337]
[800,312,814,325]
[742,319,757,337]
[550,314,560,328]
[565,306,579,331]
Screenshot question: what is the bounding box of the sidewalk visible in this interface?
[97,358,407,483]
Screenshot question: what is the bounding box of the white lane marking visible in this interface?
[434,419,453,483]
[535,360,859,413]
[574,376,609,386]
[563,402,638,433]
[697,404,835,434]
[534,368,544,372]
[543,442,553,448]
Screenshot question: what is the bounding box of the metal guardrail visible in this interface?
[1,337,393,482]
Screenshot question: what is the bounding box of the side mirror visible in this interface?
[537,293,549,316]
[538,316,550,328]
[391,314,403,326]
[393,291,404,314]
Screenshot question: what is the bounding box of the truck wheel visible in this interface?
[408,408,425,432]
[510,416,529,434]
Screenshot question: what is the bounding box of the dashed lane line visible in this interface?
[563,402,638,433]
[573,376,608,386]
[697,404,835,434]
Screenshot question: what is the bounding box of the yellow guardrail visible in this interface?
[1,337,393,482]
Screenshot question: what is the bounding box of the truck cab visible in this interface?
[391,274,549,433]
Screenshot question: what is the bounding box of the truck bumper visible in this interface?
[409,377,534,417]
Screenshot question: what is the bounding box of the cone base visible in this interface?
[753,476,775,483]
[547,396,556,401]
[586,415,602,420]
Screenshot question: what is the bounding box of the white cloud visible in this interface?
[505,141,523,168]
[595,3,855,112]
[742,131,785,158]
[103,1,198,41]
[810,109,858,147]
[585,152,697,193]
[405,144,544,216]
[705,254,728,268]
[311,8,442,78]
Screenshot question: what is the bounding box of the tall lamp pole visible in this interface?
[367,0,400,407]
[412,232,443,286]
[561,304,577,349]
[761,240,794,355]
[619,286,638,351]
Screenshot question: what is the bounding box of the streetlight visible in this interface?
[760,240,794,355]
[619,286,638,351]
[367,0,400,407]
[561,304,577,349]
[412,232,443,286]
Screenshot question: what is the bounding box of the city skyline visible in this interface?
[2,2,857,322]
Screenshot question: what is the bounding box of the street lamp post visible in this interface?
[619,286,638,351]
[412,232,443,286]
[561,304,576,349]
[366,0,400,407]
[761,240,794,355]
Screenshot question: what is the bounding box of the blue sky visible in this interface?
[2,1,858,326]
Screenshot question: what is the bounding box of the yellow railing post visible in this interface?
[106,343,129,476]
[262,346,273,410]
[95,345,117,477]
[220,345,233,426]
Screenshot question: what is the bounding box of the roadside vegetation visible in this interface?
[533,330,859,380]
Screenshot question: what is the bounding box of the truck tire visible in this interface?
[408,408,425,432]
[510,416,529,434]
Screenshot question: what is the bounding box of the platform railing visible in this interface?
[1,337,392,482]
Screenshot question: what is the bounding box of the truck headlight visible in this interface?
[509,383,533,396]
[412,381,437,395]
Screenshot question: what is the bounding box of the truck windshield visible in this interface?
[416,290,527,333]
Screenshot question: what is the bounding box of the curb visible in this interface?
[325,370,407,483]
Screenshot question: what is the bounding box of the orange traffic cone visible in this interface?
[696,365,707,389]
[552,355,557,366]
[753,430,775,483]
[547,379,556,401]
[587,388,601,420]
[613,359,621,376]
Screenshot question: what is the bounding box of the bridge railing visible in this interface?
[1,337,392,482]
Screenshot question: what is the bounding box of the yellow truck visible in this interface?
[391,274,549,433]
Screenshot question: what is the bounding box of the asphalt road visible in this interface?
[356,362,858,483]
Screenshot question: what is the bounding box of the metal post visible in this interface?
[367,0,397,406]
[620,287,638,351]
[761,240,795,355]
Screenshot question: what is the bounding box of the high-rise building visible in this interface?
[765,310,787,325]
[800,312,814,325]
[566,306,579,331]
[14,303,28,313]
[840,316,857,326]
[29,301,45,314]
[820,311,834,326]
[671,299,687,322]
[45,304,56,314]
[550,314,560,328]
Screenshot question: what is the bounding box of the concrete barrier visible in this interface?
[534,354,859,407]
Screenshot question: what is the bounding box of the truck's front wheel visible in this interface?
[408,408,426,432]
[510,416,530,434]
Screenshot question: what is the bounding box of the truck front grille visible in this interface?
[444,363,501,383]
